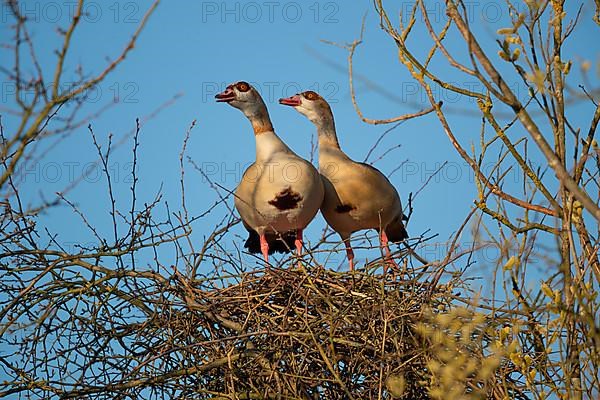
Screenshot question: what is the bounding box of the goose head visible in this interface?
[215,81,266,115]
[279,90,333,124]
[216,81,273,134]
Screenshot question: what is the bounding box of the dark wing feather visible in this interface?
[244,229,296,255]
[384,213,409,243]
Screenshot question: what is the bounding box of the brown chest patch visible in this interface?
[335,204,356,213]
[268,187,303,210]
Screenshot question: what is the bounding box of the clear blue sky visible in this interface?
[3,0,598,275]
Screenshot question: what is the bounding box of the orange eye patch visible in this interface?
[303,91,319,100]
[237,81,250,92]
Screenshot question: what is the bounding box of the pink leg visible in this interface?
[380,230,398,275]
[259,234,269,264]
[295,229,304,268]
[343,236,355,271]
[295,229,303,256]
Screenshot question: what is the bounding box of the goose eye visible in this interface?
[304,91,318,100]
[237,82,250,92]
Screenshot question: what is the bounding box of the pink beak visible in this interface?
[278,95,301,107]
[215,87,236,102]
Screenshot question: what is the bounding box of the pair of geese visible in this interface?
[215,81,408,272]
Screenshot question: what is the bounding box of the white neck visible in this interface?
[254,131,290,162]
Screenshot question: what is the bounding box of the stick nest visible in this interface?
[164,266,439,399]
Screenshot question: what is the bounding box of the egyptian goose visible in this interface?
[279,91,408,271]
[215,82,324,265]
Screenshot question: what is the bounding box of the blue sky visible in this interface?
[3,0,598,275]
